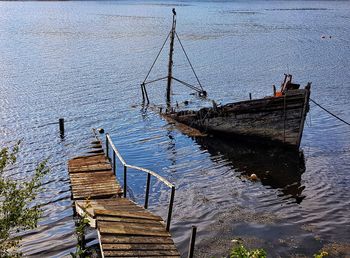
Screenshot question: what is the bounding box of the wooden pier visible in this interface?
[68,132,180,257]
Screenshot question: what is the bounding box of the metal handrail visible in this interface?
[106,134,127,166]
[105,133,176,231]
[126,164,174,188]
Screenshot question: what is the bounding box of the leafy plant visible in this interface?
[0,142,49,257]
[230,244,267,258]
[314,251,328,258]
[70,200,91,258]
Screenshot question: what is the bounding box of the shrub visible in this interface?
[230,244,267,258]
[0,142,49,257]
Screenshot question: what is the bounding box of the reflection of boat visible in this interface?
[196,136,306,203]
[141,10,311,149]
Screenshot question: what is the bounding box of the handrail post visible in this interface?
[105,134,109,159]
[113,151,116,175]
[187,226,197,258]
[166,186,175,231]
[144,173,151,209]
[123,165,127,198]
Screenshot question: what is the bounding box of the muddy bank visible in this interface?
[194,206,349,257]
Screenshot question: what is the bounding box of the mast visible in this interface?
[166,9,176,105]
[141,9,206,105]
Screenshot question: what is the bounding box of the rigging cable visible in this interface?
[310,98,350,126]
[142,30,171,84]
[175,32,204,91]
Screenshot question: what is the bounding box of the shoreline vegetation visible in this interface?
[0,143,49,257]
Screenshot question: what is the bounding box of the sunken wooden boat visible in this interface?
[141,10,311,149]
[167,75,311,149]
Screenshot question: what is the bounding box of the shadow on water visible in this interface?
[195,136,306,203]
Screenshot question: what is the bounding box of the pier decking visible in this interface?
[68,134,180,257]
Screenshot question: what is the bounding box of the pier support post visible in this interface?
[123,165,127,198]
[144,173,151,209]
[187,226,197,258]
[113,151,116,175]
[105,134,109,159]
[166,186,175,231]
[59,118,64,138]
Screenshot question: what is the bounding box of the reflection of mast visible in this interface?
[166,10,176,105]
[166,130,177,168]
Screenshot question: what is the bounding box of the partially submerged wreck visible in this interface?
[168,75,311,148]
[141,10,311,149]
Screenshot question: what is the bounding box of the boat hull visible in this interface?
[167,86,311,148]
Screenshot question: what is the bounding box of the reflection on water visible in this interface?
[196,136,306,203]
[0,0,349,257]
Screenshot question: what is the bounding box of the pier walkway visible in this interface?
[68,133,180,257]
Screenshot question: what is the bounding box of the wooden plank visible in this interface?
[95,209,162,221]
[98,223,170,237]
[102,243,177,251]
[69,160,108,168]
[72,191,119,197]
[88,149,104,154]
[70,174,114,179]
[75,198,133,210]
[69,164,112,173]
[97,216,164,226]
[72,194,117,200]
[72,188,120,196]
[69,168,112,174]
[69,159,109,167]
[99,220,166,231]
[94,203,141,208]
[94,205,145,211]
[69,159,111,168]
[72,187,120,194]
[100,235,174,245]
[71,184,119,191]
[69,171,114,177]
[70,178,117,184]
[69,155,108,163]
[75,204,145,213]
[72,188,120,195]
[96,207,146,212]
[70,178,118,185]
[76,198,133,207]
[70,177,115,183]
[70,180,117,185]
[71,181,118,187]
[70,153,105,160]
[103,249,180,257]
[70,182,119,188]
[72,191,117,198]
[75,199,139,217]
[69,165,111,171]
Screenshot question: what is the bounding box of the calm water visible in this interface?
[0,1,349,257]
